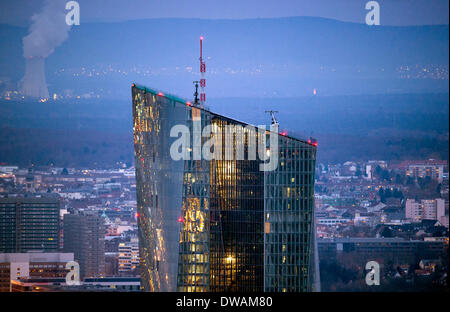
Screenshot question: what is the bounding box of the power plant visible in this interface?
[20,56,49,99]
[19,0,70,99]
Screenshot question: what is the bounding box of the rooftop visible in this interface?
[132,83,317,147]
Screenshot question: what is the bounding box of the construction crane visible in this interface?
[265,110,279,126]
[193,81,200,105]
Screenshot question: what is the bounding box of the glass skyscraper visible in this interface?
[132,84,317,292]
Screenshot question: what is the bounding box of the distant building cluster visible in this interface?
[396,64,449,80]
[0,164,140,292]
[0,253,73,292]
[406,198,447,226]
[0,155,448,292]
[403,160,446,183]
[315,159,448,290]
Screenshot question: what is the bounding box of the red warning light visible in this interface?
[135,212,140,218]
[157,92,164,96]
[186,101,192,106]
[281,131,287,136]
[200,36,204,41]
[178,217,184,223]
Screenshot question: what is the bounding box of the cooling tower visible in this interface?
[20,56,49,99]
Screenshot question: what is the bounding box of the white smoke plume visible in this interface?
[21,0,70,98]
[22,0,70,59]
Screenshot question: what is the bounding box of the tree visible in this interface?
[406,176,414,185]
[381,226,393,238]
[379,188,386,203]
[393,188,403,198]
[436,183,442,195]
[375,165,382,176]
[395,174,403,185]
[384,188,392,198]
[381,169,391,182]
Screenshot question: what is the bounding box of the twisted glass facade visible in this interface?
[132,84,316,292]
[177,107,211,292]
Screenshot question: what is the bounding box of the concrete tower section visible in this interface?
[20,56,49,99]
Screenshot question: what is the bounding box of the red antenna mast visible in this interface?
[199,36,206,107]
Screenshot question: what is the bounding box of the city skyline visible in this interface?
[0,0,448,298]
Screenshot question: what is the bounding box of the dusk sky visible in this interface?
[1,0,448,26]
